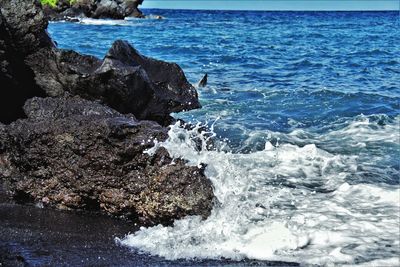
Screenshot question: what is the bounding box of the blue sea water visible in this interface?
[48,10,400,266]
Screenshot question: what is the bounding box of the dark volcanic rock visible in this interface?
[0,0,213,225]
[104,40,201,120]
[0,96,214,226]
[0,0,54,55]
[198,73,208,87]
[0,0,212,226]
[43,0,146,21]
[25,40,200,124]
[92,0,125,19]
[0,0,56,123]
[1,0,199,125]
[0,3,48,123]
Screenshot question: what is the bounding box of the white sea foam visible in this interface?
[78,18,130,26]
[238,114,400,150]
[119,117,400,266]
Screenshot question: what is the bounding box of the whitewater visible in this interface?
[118,115,399,266]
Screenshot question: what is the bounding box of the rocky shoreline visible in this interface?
[0,0,214,226]
[0,186,299,266]
[42,0,151,21]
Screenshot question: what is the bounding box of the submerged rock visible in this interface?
[1,96,214,225]
[198,73,208,87]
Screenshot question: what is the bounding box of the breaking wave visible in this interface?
[118,115,400,266]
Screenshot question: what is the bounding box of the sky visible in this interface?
[142,0,399,11]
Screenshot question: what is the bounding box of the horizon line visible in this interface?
[142,7,399,11]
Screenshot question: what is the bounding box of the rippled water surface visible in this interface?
[49,10,400,266]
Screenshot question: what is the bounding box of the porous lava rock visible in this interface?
[0,96,214,225]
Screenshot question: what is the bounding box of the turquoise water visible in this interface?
[48,10,400,266]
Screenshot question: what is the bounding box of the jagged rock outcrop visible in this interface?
[0,0,214,226]
[1,0,199,125]
[0,96,214,225]
[26,40,200,124]
[43,0,146,21]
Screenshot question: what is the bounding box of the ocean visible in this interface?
[48,10,400,266]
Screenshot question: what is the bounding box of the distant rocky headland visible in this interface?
[40,0,159,21]
[0,0,213,226]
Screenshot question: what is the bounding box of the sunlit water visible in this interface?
[48,10,400,266]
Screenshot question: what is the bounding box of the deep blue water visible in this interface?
[48,10,400,265]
